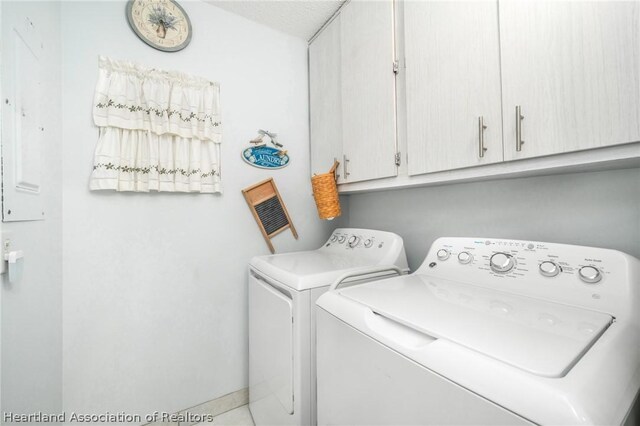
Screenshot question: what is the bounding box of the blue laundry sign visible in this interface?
[242,146,290,169]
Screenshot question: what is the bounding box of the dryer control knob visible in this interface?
[364,239,373,248]
[437,249,450,261]
[539,261,560,277]
[579,266,602,284]
[458,251,473,264]
[490,252,516,273]
[338,235,346,244]
[348,236,360,248]
[330,235,338,243]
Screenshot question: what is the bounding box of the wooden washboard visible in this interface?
[242,178,298,253]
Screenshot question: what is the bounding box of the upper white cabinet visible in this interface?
[500,0,640,161]
[405,0,504,175]
[309,0,640,193]
[309,15,343,179]
[309,0,398,184]
[340,0,398,183]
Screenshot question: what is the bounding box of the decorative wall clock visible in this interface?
[126,0,192,52]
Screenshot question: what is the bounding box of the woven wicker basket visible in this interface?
[311,161,341,220]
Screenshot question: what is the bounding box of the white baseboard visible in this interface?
[144,388,249,426]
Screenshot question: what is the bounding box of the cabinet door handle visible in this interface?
[333,157,340,179]
[343,154,350,178]
[515,105,525,152]
[478,116,488,158]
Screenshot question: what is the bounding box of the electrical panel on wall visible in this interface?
[1,16,46,221]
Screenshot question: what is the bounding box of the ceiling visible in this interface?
[206,0,346,41]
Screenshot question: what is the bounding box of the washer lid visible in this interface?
[250,251,401,291]
[338,274,613,378]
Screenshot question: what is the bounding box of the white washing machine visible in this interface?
[248,228,409,426]
[316,237,640,425]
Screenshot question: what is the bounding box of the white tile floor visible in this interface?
[196,405,254,425]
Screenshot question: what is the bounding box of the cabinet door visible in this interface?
[405,1,504,175]
[309,16,343,180]
[340,0,397,183]
[500,0,640,161]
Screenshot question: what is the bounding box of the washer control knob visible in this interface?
[437,249,450,261]
[490,252,516,273]
[330,235,338,243]
[364,239,373,248]
[579,266,602,284]
[338,235,346,244]
[458,251,473,264]
[348,236,360,248]
[539,261,560,277]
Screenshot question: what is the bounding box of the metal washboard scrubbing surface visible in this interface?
[311,160,341,220]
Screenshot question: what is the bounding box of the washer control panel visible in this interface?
[417,237,640,316]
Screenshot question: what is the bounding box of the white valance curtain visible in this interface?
[89,56,222,193]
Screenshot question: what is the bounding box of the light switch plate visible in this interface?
[0,232,14,274]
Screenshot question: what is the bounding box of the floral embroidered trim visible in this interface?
[93,163,220,178]
[95,99,221,126]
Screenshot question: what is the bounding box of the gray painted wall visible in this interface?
[346,168,640,271]
[61,0,339,416]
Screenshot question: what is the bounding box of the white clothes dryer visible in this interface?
[248,228,408,425]
[317,237,640,425]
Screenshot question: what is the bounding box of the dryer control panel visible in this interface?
[322,228,409,273]
[417,237,640,317]
[325,229,396,251]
